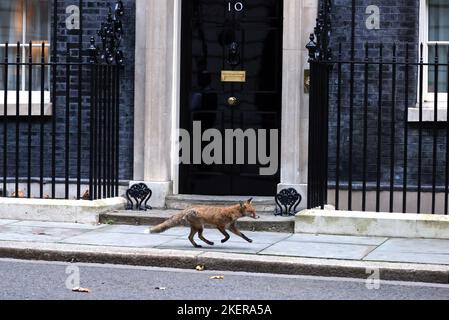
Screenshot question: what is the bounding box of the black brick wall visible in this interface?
[0,0,135,184]
[325,0,447,190]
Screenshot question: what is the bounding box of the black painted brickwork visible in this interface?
[0,0,135,185]
[325,0,447,190]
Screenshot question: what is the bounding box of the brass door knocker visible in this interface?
[227,41,241,66]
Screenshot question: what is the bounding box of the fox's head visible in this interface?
[239,198,260,219]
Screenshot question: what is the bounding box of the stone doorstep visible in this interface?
[165,195,276,213]
[296,209,449,240]
[100,210,295,233]
[0,197,127,224]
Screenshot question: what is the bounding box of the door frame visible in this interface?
[171,0,183,195]
[177,0,284,196]
[133,0,316,207]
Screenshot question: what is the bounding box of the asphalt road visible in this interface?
[0,258,448,300]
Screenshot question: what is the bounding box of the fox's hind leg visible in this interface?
[185,211,204,248]
[217,226,230,243]
[229,223,253,243]
[188,227,202,248]
[198,227,214,246]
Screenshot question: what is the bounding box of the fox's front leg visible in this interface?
[198,227,214,246]
[217,226,230,243]
[229,223,253,243]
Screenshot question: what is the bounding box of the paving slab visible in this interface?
[11,221,103,230]
[115,226,292,244]
[102,225,202,237]
[364,238,449,265]
[156,238,273,254]
[0,220,19,226]
[364,251,449,265]
[286,233,388,246]
[371,238,449,254]
[61,231,178,248]
[0,225,89,243]
[260,241,377,260]
[189,229,292,244]
[154,227,193,237]
[101,225,155,235]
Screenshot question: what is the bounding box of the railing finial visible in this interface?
[306,0,332,62]
[95,0,125,66]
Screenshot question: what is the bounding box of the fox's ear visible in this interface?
[247,198,253,204]
[239,201,244,208]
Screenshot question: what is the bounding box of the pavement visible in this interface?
[0,219,449,284]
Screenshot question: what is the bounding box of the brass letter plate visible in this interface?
[221,70,246,83]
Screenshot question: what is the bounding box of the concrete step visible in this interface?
[165,195,276,213]
[100,209,294,233]
[296,209,449,239]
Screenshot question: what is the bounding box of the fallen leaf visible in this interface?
[32,229,47,236]
[155,287,166,291]
[195,265,205,272]
[72,287,91,293]
[209,276,224,280]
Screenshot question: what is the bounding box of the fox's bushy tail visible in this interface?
[150,212,186,234]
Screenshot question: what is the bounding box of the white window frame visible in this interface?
[0,0,51,116]
[419,0,448,103]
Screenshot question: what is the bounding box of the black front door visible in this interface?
[179,0,283,196]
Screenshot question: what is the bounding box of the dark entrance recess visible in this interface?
[179,0,283,196]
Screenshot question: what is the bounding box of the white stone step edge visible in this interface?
[295,209,449,240]
[0,197,127,224]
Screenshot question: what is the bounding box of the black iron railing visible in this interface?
[0,41,121,201]
[308,18,449,215]
[0,0,124,201]
[307,0,332,210]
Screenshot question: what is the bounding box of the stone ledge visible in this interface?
[0,197,127,224]
[408,106,448,122]
[295,209,449,239]
[0,103,53,117]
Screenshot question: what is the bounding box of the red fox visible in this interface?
[150,198,260,248]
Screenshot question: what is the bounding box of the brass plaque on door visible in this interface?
[221,70,246,83]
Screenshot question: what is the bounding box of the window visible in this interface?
[421,0,449,102]
[0,0,51,115]
[428,0,449,94]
